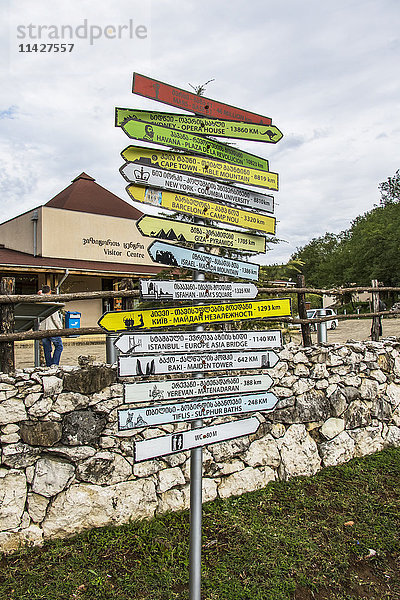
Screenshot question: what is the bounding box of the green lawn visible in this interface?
[1,447,399,600]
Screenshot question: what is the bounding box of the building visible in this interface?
[0,173,162,325]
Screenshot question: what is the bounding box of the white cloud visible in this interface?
[0,0,399,266]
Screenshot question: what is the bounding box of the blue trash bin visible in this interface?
[65,311,81,337]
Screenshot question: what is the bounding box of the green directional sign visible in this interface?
[120,118,270,171]
[116,108,283,144]
[136,215,266,253]
[121,146,279,191]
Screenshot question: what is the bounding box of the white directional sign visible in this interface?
[123,373,273,403]
[139,280,259,302]
[120,163,274,214]
[118,350,279,377]
[115,330,282,355]
[118,392,279,431]
[148,241,260,281]
[133,416,260,462]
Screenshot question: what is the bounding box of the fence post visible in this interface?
[0,277,16,373]
[370,279,381,341]
[297,274,312,347]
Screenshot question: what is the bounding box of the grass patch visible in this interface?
[0,448,399,599]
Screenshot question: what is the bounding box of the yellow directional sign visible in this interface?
[98,298,292,332]
[116,108,283,144]
[128,186,276,234]
[136,215,266,253]
[121,118,270,171]
[121,146,279,191]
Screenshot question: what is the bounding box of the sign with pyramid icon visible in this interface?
[136,215,266,253]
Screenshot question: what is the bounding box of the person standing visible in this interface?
[38,285,64,366]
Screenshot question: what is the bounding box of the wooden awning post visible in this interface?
[0,277,16,373]
[370,279,381,341]
[297,274,312,347]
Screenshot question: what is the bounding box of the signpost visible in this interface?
[132,73,273,125]
[123,373,274,403]
[116,108,283,143]
[118,391,279,430]
[147,240,260,281]
[98,297,292,332]
[130,187,276,234]
[120,163,274,213]
[133,416,260,462]
[112,74,284,600]
[118,349,280,377]
[121,146,279,190]
[136,215,266,253]
[115,329,282,354]
[121,118,270,171]
[139,279,259,301]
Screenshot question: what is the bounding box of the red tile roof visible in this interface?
[45,173,143,220]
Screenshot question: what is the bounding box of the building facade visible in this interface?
[0,173,161,325]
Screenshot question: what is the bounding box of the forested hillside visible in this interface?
[291,170,400,287]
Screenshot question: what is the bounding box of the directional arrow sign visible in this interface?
[98,297,292,332]
[118,349,280,377]
[134,416,260,462]
[139,280,259,302]
[136,215,266,253]
[123,373,273,403]
[130,187,276,234]
[121,119,269,171]
[132,73,272,125]
[121,146,279,191]
[147,241,260,281]
[116,108,283,143]
[118,392,279,431]
[115,330,282,354]
[120,163,274,214]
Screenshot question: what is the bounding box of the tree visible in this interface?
[379,169,400,205]
[291,232,344,287]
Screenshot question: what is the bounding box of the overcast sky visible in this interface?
[1,0,399,265]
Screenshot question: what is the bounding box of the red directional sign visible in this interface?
[132,73,272,125]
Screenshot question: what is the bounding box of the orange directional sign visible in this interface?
[132,73,273,125]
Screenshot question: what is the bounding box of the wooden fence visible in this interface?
[0,275,399,372]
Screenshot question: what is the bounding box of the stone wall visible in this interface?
[1,340,400,553]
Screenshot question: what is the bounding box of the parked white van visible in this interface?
[306,308,339,330]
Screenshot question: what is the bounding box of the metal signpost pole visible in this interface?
[189,252,204,600]
[317,308,328,343]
